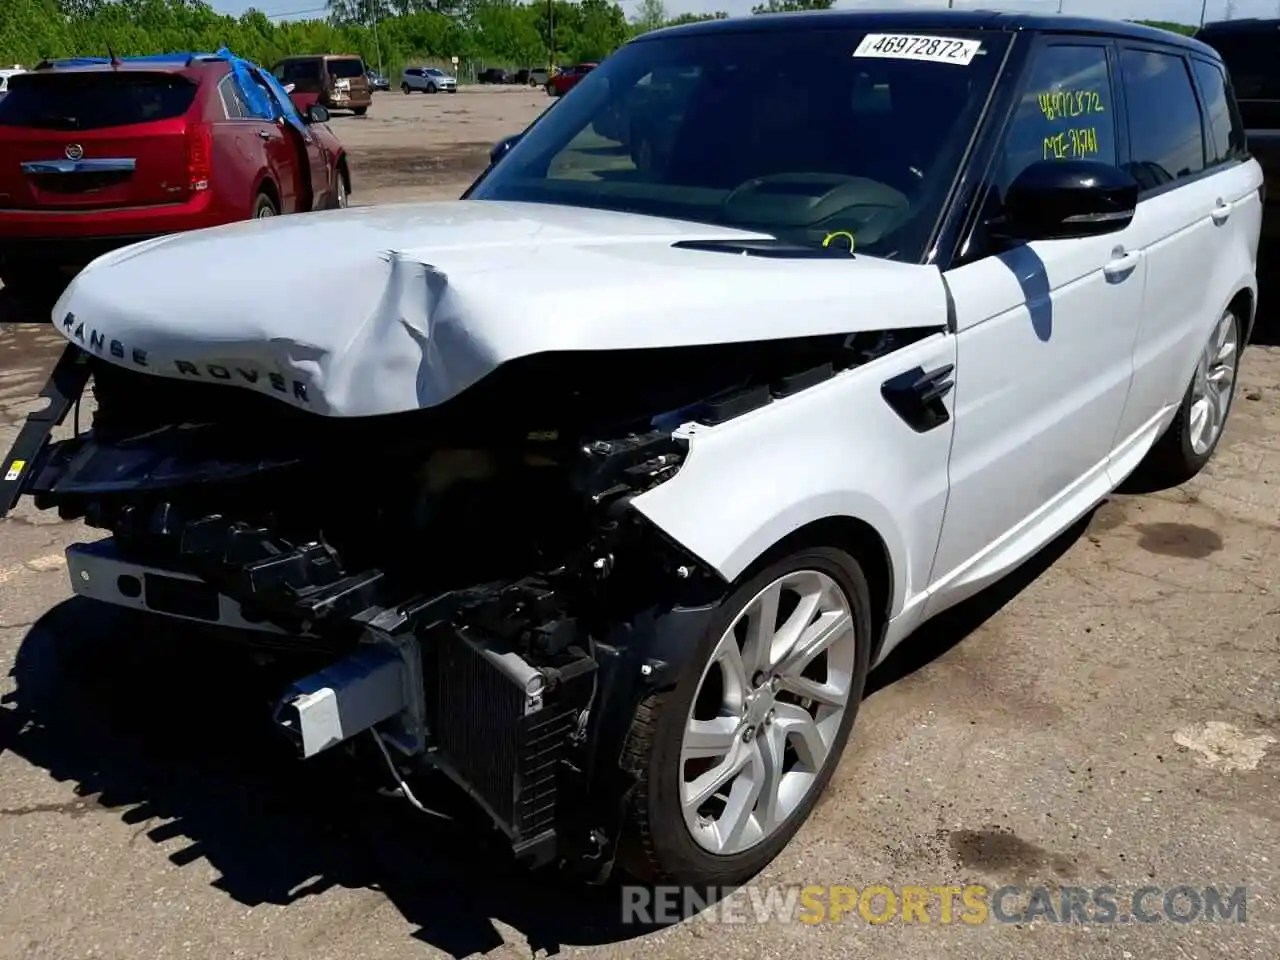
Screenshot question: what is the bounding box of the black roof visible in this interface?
[637,9,1215,57]
[1196,17,1280,34]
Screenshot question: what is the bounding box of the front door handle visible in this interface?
[1103,250,1141,280]
[1211,198,1231,225]
[257,129,273,140]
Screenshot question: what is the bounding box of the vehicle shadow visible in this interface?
[0,508,1100,956]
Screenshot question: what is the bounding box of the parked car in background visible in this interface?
[272,54,371,115]
[478,67,511,84]
[0,51,351,296]
[367,70,390,92]
[528,67,550,87]
[401,67,457,94]
[546,62,596,96]
[1195,18,1280,238]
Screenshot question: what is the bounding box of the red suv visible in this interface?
[546,63,597,97]
[0,53,351,296]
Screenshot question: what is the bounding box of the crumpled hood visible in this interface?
[53,199,946,417]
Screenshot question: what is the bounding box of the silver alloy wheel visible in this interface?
[256,204,275,218]
[680,569,857,856]
[336,176,347,208]
[1188,309,1239,456]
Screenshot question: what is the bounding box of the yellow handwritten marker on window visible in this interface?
[822,231,856,255]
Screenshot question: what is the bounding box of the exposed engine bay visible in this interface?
[1,325,933,877]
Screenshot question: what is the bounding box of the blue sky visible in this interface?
[210,0,1274,29]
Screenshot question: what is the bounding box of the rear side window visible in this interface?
[218,74,249,120]
[1191,57,1245,163]
[0,71,196,130]
[327,58,365,79]
[994,43,1117,197]
[1119,48,1205,192]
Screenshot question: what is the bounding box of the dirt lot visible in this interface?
[333,86,550,204]
[0,87,1278,960]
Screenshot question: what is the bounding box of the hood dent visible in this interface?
[50,201,949,418]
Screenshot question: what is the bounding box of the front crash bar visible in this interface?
[0,344,91,520]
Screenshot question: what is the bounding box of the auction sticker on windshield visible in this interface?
[853,34,982,65]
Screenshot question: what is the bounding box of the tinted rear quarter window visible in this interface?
[1119,48,1205,191]
[1190,57,1242,164]
[0,71,197,130]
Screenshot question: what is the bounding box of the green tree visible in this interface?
[632,0,666,34]
[751,0,833,13]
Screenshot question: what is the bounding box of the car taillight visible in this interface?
[186,122,211,193]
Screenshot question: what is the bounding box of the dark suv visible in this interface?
[1195,18,1279,235]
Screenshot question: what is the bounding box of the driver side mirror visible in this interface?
[994,159,1139,242]
[305,103,329,124]
[283,82,296,94]
[490,133,522,165]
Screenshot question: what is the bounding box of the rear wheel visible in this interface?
[1133,306,1242,487]
[253,193,278,219]
[619,545,872,886]
[401,82,411,94]
[334,171,348,209]
[352,106,368,116]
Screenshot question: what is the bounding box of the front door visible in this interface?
[925,38,1145,617]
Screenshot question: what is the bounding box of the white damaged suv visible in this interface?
[0,10,1260,887]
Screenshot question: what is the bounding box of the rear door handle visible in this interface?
[1211,198,1231,225]
[1103,250,1141,280]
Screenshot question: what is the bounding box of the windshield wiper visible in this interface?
[671,238,855,259]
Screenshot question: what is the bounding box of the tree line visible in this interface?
[0,0,1193,85]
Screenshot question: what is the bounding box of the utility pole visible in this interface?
[548,0,555,69]
[367,0,384,77]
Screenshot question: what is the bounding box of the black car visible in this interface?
[477,67,511,84]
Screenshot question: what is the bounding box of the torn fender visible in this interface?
[52,199,951,417]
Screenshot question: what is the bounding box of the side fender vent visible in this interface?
[881,364,954,433]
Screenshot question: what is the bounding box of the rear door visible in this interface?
[1108,43,1246,466]
[211,71,274,216]
[252,64,329,211]
[0,69,198,210]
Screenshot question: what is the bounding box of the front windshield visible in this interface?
[470,26,1010,261]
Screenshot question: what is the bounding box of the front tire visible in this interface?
[352,106,367,116]
[619,545,872,887]
[1134,306,1242,487]
[401,82,411,94]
